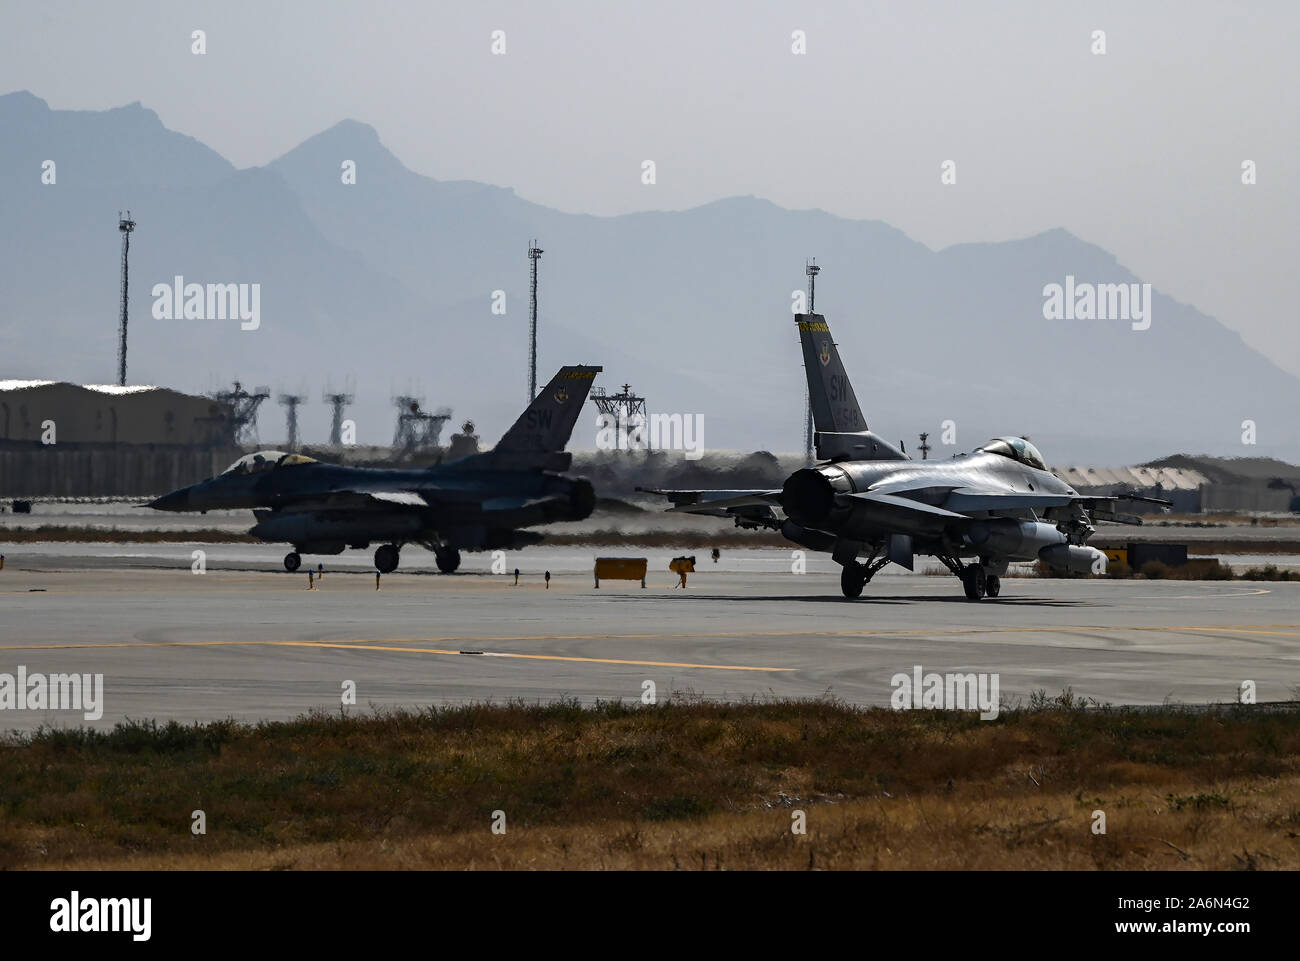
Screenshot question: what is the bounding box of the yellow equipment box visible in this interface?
[594,557,647,588]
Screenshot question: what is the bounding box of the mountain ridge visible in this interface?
[2,89,1295,463]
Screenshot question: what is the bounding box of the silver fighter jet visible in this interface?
[644,314,1164,600]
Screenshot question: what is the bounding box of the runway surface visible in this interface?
[1,543,1298,730]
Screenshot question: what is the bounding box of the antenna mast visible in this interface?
[528,241,543,401]
[804,259,820,463]
[117,211,136,386]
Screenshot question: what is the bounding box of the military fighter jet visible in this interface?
[644,315,1165,600]
[149,365,602,573]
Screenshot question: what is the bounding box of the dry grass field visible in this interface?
[2,696,1298,870]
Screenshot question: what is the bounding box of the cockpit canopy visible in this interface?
[221,450,317,476]
[978,436,1047,471]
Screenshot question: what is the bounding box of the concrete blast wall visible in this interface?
[0,447,240,498]
[1199,484,1293,513]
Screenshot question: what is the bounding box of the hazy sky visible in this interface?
[4,0,1297,376]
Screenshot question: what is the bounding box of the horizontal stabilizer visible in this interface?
[638,487,782,514]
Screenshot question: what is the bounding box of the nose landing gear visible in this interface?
[937,554,1001,601]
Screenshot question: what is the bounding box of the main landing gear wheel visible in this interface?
[840,563,867,599]
[374,544,400,574]
[961,567,987,601]
[283,551,302,573]
[434,546,461,574]
[985,574,1001,598]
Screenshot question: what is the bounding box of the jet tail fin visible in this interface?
[796,313,868,434]
[448,365,602,471]
[496,365,602,453]
[795,313,905,462]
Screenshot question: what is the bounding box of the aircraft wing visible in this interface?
[480,495,555,512]
[943,488,1169,520]
[367,491,428,507]
[845,490,971,520]
[943,489,1080,513]
[263,490,431,513]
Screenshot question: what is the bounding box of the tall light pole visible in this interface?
[528,241,543,401]
[117,211,136,386]
[804,259,820,463]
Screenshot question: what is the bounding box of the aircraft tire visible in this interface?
[986,574,1001,598]
[284,552,302,573]
[375,544,400,573]
[435,547,461,574]
[840,563,866,599]
[961,567,986,601]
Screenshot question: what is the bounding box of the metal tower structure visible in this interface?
[323,387,355,445]
[528,241,543,402]
[590,383,650,450]
[391,396,451,457]
[278,393,307,451]
[117,211,136,386]
[918,432,931,460]
[804,259,820,463]
[205,381,270,447]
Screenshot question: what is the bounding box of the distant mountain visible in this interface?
[2,90,1297,462]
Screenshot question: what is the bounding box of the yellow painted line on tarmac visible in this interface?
[265,622,1300,644]
[0,640,285,650]
[2,623,1300,660]
[1130,588,1273,599]
[0,638,791,672]
[274,641,791,672]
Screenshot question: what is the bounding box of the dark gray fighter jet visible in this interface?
[150,365,602,573]
[645,315,1164,600]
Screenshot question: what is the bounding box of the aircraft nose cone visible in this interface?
[148,488,190,511]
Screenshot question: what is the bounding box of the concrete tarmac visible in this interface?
[1,544,1298,731]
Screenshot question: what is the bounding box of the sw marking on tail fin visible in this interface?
[496,365,603,454]
[796,313,866,433]
[794,313,905,462]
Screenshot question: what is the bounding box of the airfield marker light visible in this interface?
[307,570,316,591]
[0,554,4,570]
[545,570,551,589]
[375,570,381,591]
